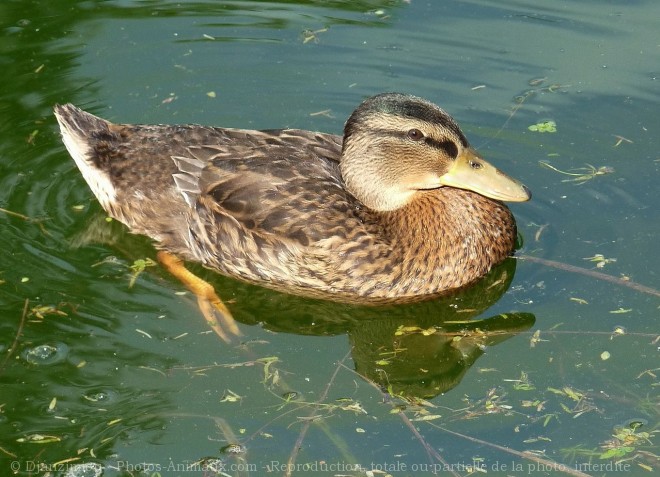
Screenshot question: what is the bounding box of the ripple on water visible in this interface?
[82,388,120,405]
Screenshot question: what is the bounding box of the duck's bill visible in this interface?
[439,150,531,202]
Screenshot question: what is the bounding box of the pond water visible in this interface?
[1,1,658,476]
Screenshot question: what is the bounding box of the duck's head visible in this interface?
[340,93,531,211]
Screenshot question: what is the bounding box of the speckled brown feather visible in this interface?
[54,95,523,304]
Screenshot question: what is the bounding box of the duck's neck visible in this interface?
[382,188,518,294]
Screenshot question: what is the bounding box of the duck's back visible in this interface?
[54,105,392,297]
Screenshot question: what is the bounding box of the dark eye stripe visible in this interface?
[369,128,459,158]
[424,137,458,158]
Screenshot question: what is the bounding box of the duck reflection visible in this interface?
[226,258,534,399]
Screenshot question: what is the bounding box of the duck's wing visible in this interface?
[172,129,382,288]
[173,129,366,245]
[170,129,336,200]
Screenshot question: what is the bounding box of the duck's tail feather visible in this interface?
[54,103,110,137]
[54,104,118,209]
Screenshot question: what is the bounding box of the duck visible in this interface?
[54,93,530,341]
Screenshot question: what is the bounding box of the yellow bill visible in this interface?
[439,149,531,202]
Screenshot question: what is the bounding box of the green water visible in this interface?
[1,1,658,476]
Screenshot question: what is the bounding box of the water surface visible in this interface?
[1,1,658,476]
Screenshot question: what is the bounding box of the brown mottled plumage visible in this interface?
[54,93,530,306]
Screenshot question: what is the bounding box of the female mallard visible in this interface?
[54,93,530,340]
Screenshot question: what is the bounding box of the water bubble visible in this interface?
[83,389,119,405]
[623,418,647,430]
[281,391,299,401]
[23,342,69,365]
[221,443,247,455]
[197,457,225,473]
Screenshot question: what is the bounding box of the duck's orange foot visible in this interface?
[157,251,241,342]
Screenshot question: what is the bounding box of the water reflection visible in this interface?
[351,312,534,399]
[226,258,534,399]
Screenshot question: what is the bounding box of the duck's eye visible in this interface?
[407,128,424,141]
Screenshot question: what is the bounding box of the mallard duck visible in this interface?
[54,93,530,340]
